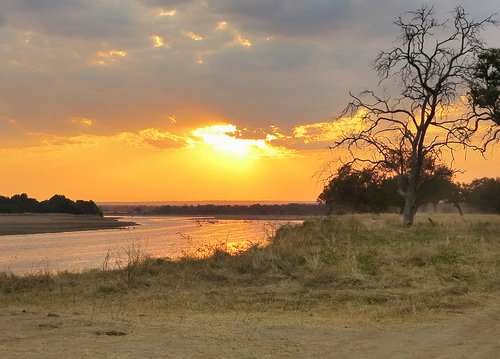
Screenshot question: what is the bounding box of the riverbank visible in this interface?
[0,213,136,236]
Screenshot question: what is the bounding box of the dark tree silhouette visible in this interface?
[468,48,500,144]
[318,162,461,214]
[416,165,454,210]
[0,194,103,216]
[330,6,497,225]
[317,165,392,213]
[464,177,500,213]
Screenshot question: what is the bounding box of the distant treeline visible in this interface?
[102,203,327,216]
[0,193,103,216]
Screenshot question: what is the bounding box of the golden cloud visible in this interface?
[9,123,300,159]
[153,35,165,48]
[216,21,227,31]
[158,9,176,17]
[92,50,127,65]
[25,128,192,151]
[293,109,368,143]
[71,117,94,127]
[187,32,203,41]
[235,34,252,47]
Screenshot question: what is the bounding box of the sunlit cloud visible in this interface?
[153,35,165,47]
[136,128,193,149]
[1,114,18,125]
[24,128,192,151]
[92,50,127,65]
[235,34,252,47]
[22,31,33,44]
[187,31,203,41]
[168,115,177,124]
[71,117,94,127]
[216,21,227,30]
[191,124,296,158]
[293,109,368,143]
[159,9,176,17]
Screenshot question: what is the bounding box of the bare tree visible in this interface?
[330,6,497,226]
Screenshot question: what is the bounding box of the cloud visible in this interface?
[208,0,353,38]
[4,122,301,159]
[293,109,368,144]
[70,117,95,127]
[0,0,498,148]
[136,128,193,149]
[92,50,127,65]
[2,0,138,39]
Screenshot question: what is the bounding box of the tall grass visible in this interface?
[1,214,499,323]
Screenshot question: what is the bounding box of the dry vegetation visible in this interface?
[1,214,499,325]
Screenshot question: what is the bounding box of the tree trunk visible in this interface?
[453,202,464,216]
[402,183,418,226]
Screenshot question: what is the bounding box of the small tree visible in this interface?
[416,164,454,211]
[465,177,500,213]
[330,6,497,225]
[468,48,500,144]
[318,165,391,213]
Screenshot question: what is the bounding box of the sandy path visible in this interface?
[0,299,499,358]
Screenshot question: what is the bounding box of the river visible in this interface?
[0,216,301,275]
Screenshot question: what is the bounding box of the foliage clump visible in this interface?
[0,193,102,216]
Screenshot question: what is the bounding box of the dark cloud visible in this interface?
[209,0,352,37]
[2,0,137,39]
[7,0,86,13]
[141,0,194,7]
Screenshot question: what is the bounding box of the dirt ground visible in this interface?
[0,214,135,235]
[1,296,499,359]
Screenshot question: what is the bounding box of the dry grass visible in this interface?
[1,213,499,324]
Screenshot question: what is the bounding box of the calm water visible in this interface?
[0,216,300,275]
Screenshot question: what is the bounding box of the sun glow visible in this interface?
[191,124,295,158]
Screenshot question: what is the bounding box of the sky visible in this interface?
[1,0,499,202]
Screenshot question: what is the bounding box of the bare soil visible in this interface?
[0,295,498,358]
[0,213,135,236]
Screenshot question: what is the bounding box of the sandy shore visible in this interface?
[1,295,498,358]
[0,213,136,236]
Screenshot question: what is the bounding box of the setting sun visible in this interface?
[191,124,295,159]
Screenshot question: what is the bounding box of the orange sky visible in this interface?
[1,119,498,202]
[0,122,321,201]
[0,1,499,202]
